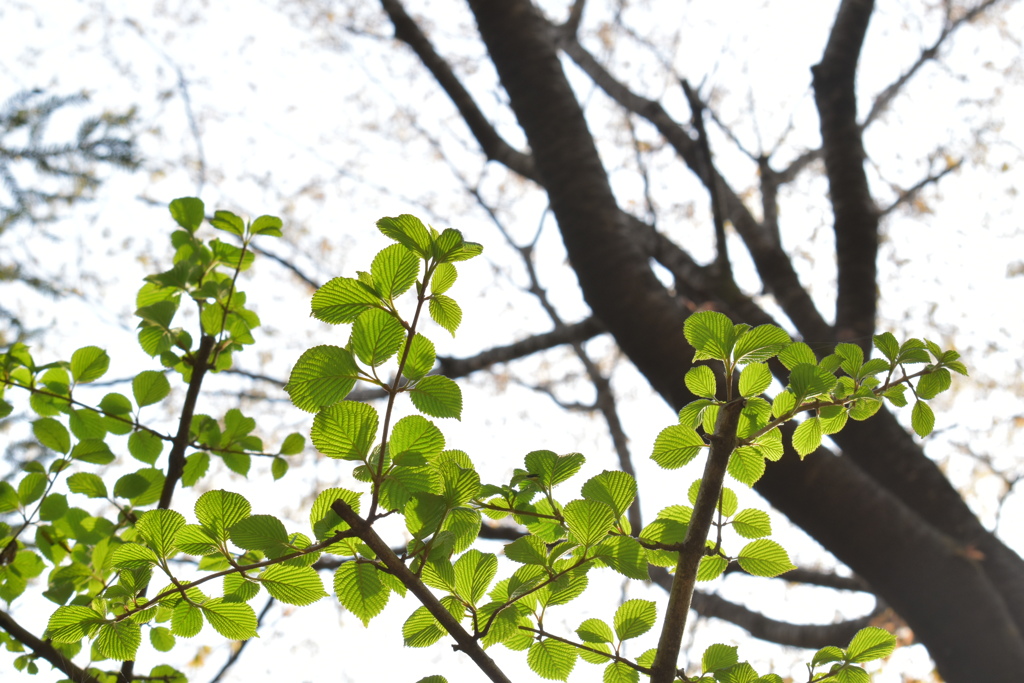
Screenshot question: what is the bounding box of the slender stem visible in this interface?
[330,498,512,683]
[650,398,745,683]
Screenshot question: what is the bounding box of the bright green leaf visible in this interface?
[409,375,463,419]
[311,277,380,324]
[311,401,379,460]
[911,400,935,438]
[614,599,656,640]
[736,539,795,577]
[528,638,577,681]
[651,424,705,469]
[70,346,110,384]
[133,371,171,408]
[285,345,361,413]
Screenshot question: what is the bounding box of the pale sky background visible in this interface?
[2,1,1023,681]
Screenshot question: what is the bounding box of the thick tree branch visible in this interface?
[0,609,102,683]
[379,0,538,181]
[812,0,879,349]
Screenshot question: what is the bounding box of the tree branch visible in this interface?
[0,609,102,683]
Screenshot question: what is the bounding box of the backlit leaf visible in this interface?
[285,345,361,413]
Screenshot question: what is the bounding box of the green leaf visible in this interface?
[174,525,220,556]
[603,661,639,683]
[111,543,160,569]
[684,311,735,361]
[727,446,766,486]
[38,493,67,521]
[150,626,176,652]
[528,638,577,681]
[911,401,935,437]
[128,430,164,465]
[67,472,107,498]
[286,345,361,413]
[401,334,436,381]
[428,294,462,336]
[576,618,614,643]
[309,487,361,541]
[95,620,141,660]
[733,508,772,539]
[702,643,739,673]
[18,472,47,506]
[696,554,728,581]
[137,509,186,558]
[614,599,656,640]
[736,539,795,577]
[833,667,870,683]
[311,277,380,324]
[819,405,849,435]
[99,393,133,416]
[195,490,252,541]
[33,418,70,454]
[405,492,447,539]
[133,371,171,408]
[430,262,457,295]
[391,415,445,461]
[352,308,406,367]
[685,365,717,399]
[70,346,110,384]
[651,425,705,469]
[259,565,327,606]
[812,646,845,665]
[917,368,951,399]
[504,535,549,565]
[738,362,772,398]
[311,401,379,460]
[371,243,420,300]
[733,325,791,365]
[71,439,115,465]
[593,535,649,580]
[209,210,244,236]
[453,550,498,605]
[377,215,432,256]
[182,452,210,487]
[201,598,258,639]
[872,332,899,361]
[791,417,822,458]
[279,432,305,456]
[271,456,288,480]
[581,470,637,520]
[113,469,164,506]
[846,626,897,662]
[402,598,462,647]
[229,514,288,553]
[788,364,837,400]
[250,214,283,237]
[168,197,205,233]
[778,341,818,369]
[563,499,616,547]
[409,375,463,419]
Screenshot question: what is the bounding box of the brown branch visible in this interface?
[559,33,833,344]
[0,609,102,683]
[651,398,744,683]
[378,0,538,182]
[812,0,879,349]
[878,158,962,217]
[329,498,512,683]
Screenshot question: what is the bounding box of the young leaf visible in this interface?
[430,262,457,295]
[613,599,656,640]
[453,550,498,605]
[310,277,380,324]
[210,210,244,237]
[401,334,436,381]
[685,365,717,399]
[683,311,735,361]
[696,554,727,581]
[651,425,705,469]
[250,214,283,237]
[563,499,616,547]
[428,294,462,336]
[527,638,577,681]
[505,535,549,565]
[195,490,252,541]
[727,446,766,486]
[67,472,107,498]
[778,342,817,369]
[576,618,614,644]
[311,401,379,460]
[351,308,406,367]
[736,539,796,577]
[391,415,445,460]
[95,620,142,661]
[168,197,205,233]
[702,643,739,673]
[402,605,448,648]
[70,346,110,384]
[136,509,186,558]
[738,362,772,398]
[581,470,637,520]
[259,565,327,606]
[133,370,171,408]
[792,417,822,458]
[593,535,649,580]
[285,345,361,413]
[279,432,305,456]
[377,215,432,256]
[128,430,163,465]
[33,418,70,454]
[409,375,463,419]
[732,324,791,365]
[371,243,419,300]
[911,400,935,438]
[917,368,951,399]
[603,661,639,683]
[733,508,772,539]
[229,514,289,553]
[846,626,897,662]
[201,598,258,640]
